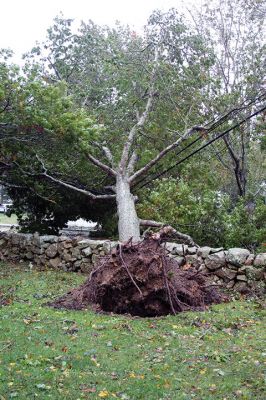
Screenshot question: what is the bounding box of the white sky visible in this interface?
[0,0,202,62]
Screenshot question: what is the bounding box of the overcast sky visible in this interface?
[0,0,202,62]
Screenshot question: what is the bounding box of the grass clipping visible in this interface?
[48,229,226,317]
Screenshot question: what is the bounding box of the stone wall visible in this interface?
[0,232,265,292]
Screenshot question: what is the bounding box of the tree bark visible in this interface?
[116,174,140,242]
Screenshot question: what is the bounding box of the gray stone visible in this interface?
[210,247,224,254]
[102,241,117,253]
[45,243,58,258]
[245,254,255,265]
[198,264,209,274]
[236,274,248,282]
[226,281,235,289]
[165,242,177,254]
[86,239,106,249]
[25,252,34,260]
[49,257,61,269]
[245,266,264,281]
[82,247,92,257]
[233,281,249,292]
[0,239,6,246]
[227,262,239,270]
[173,243,188,256]
[39,235,57,244]
[197,246,211,258]
[91,254,99,264]
[226,248,250,266]
[205,251,226,270]
[80,262,93,273]
[31,246,43,255]
[11,234,22,245]
[58,235,69,242]
[71,247,81,258]
[185,254,201,268]
[172,256,185,266]
[63,241,73,249]
[254,254,266,267]
[63,251,72,262]
[187,246,197,255]
[215,267,237,281]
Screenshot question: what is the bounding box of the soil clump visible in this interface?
[48,234,226,317]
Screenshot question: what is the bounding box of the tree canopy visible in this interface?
[0,1,265,247]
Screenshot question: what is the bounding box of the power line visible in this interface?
[137,103,266,189]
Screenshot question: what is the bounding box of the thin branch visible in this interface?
[90,141,114,167]
[42,172,115,200]
[84,151,117,177]
[119,243,143,296]
[16,155,116,201]
[161,256,176,315]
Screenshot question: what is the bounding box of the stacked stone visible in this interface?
[166,244,266,292]
[0,232,265,292]
[0,232,117,274]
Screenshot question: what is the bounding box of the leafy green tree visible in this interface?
[137,177,229,246]
[0,6,265,244]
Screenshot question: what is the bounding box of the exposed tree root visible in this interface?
[48,236,226,317]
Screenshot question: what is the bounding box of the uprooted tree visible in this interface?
[1,7,265,314]
[1,8,265,243]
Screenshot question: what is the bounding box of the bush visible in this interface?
[138,178,229,247]
[224,198,266,252]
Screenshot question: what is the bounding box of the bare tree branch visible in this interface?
[119,47,159,173]
[127,151,138,175]
[13,155,116,201]
[129,126,205,184]
[102,145,114,166]
[41,172,115,200]
[90,141,114,167]
[223,134,245,196]
[83,151,117,177]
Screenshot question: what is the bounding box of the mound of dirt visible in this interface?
[48,236,226,317]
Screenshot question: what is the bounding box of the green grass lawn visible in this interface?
[0,214,17,225]
[0,263,265,400]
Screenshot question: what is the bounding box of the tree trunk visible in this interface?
[116,174,140,242]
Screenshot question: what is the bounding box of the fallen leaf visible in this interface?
[99,390,109,398]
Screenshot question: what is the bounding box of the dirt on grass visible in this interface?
[48,232,227,317]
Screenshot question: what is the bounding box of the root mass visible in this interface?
[48,237,225,317]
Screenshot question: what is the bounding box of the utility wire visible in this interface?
[134,91,266,189]
[137,103,266,189]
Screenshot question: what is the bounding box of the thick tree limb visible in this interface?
[139,219,163,228]
[102,145,114,167]
[129,126,204,184]
[119,47,159,173]
[139,220,198,247]
[127,151,138,175]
